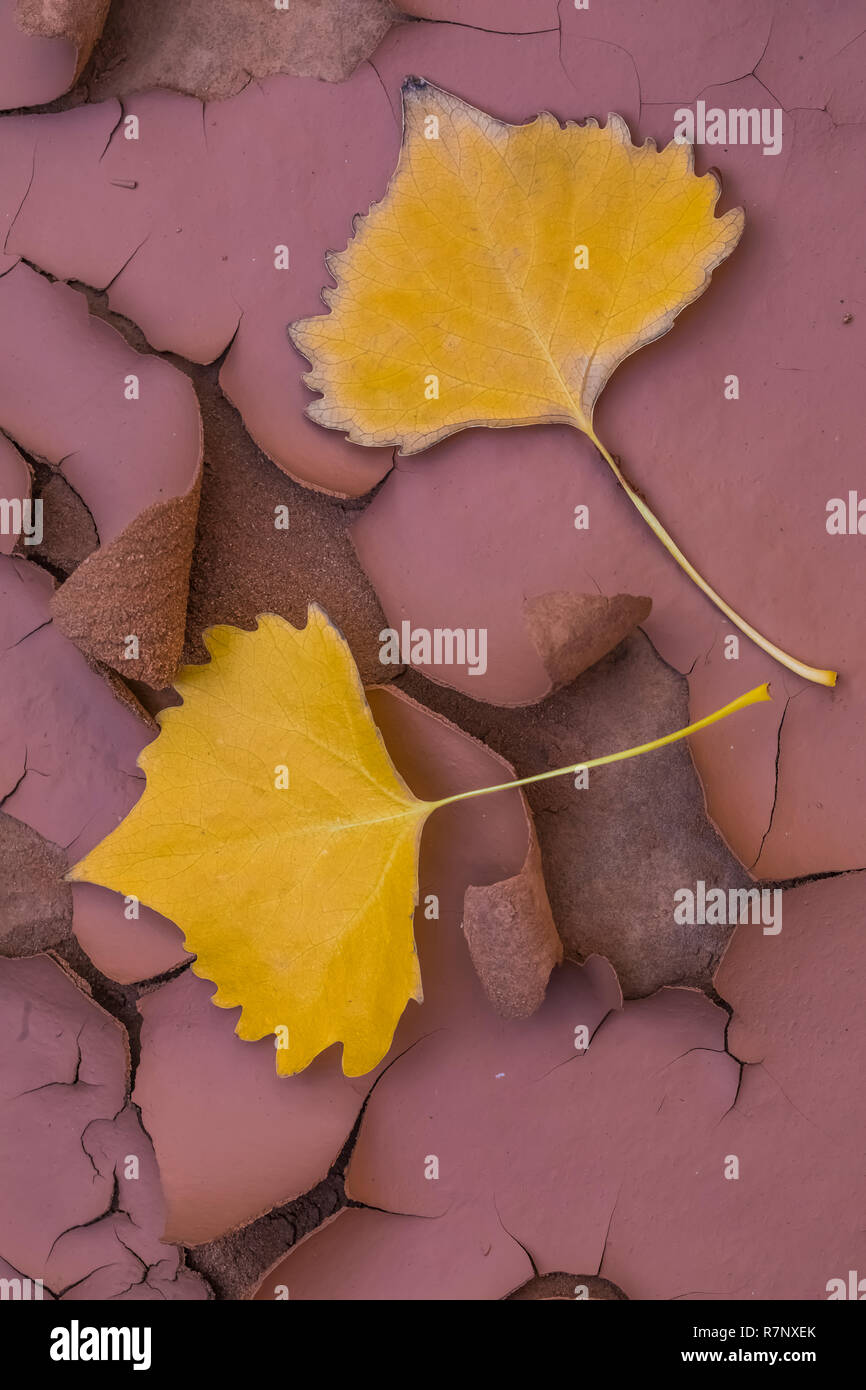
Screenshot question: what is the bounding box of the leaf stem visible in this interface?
[587,429,837,688]
[430,682,772,811]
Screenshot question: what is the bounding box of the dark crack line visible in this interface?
[98,100,126,161]
[17,1024,91,1095]
[596,1182,623,1277]
[46,1172,120,1264]
[0,753,28,807]
[652,1043,727,1076]
[758,1062,833,1141]
[400,15,560,38]
[642,12,780,113]
[751,11,776,87]
[492,1193,538,1277]
[530,994,621,1083]
[671,1280,751,1299]
[54,1262,116,1299]
[103,233,151,295]
[833,26,866,58]
[366,58,399,127]
[749,693,790,870]
[686,630,718,675]
[3,147,36,256]
[766,866,866,892]
[2,622,52,653]
[0,745,51,804]
[713,1057,745,1128]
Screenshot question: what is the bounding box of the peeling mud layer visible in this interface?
[1,0,864,1319]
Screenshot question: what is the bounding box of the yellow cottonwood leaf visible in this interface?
[69,606,769,1077]
[291,81,743,452]
[291,83,838,688]
[70,608,429,1077]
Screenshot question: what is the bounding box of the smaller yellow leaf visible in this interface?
[291,82,743,452]
[70,608,431,1077]
[290,83,837,687]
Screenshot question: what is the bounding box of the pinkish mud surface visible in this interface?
[1,0,864,1306]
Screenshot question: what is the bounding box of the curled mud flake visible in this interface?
[0,0,105,110]
[524,591,652,699]
[0,814,71,957]
[86,0,399,102]
[368,684,561,1025]
[463,833,562,1020]
[0,266,202,684]
[52,481,202,688]
[16,1,109,77]
[399,632,760,998]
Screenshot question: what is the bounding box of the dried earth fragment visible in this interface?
[0,0,108,110]
[255,1204,533,1301]
[24,468,98,575]
[369,685,562,1017]
[0,953,207,1299]
[0,82,397,495]
[399,631,758,997]
[262,931,865,1300]
[0,813,71,955]
[524,592,653,700]
[0,556,190,983]
[0,265,202,685]
[83,0,399,102]
[715,870,866,1144]
[557,0,774,103]
[134,970,367,1248]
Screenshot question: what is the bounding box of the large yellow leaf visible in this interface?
[291,83,836,687]
[69,602,770,1077]
[291,81,742,452]
[70,608,429,1077]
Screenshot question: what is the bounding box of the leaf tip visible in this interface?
[401,74,429,96]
